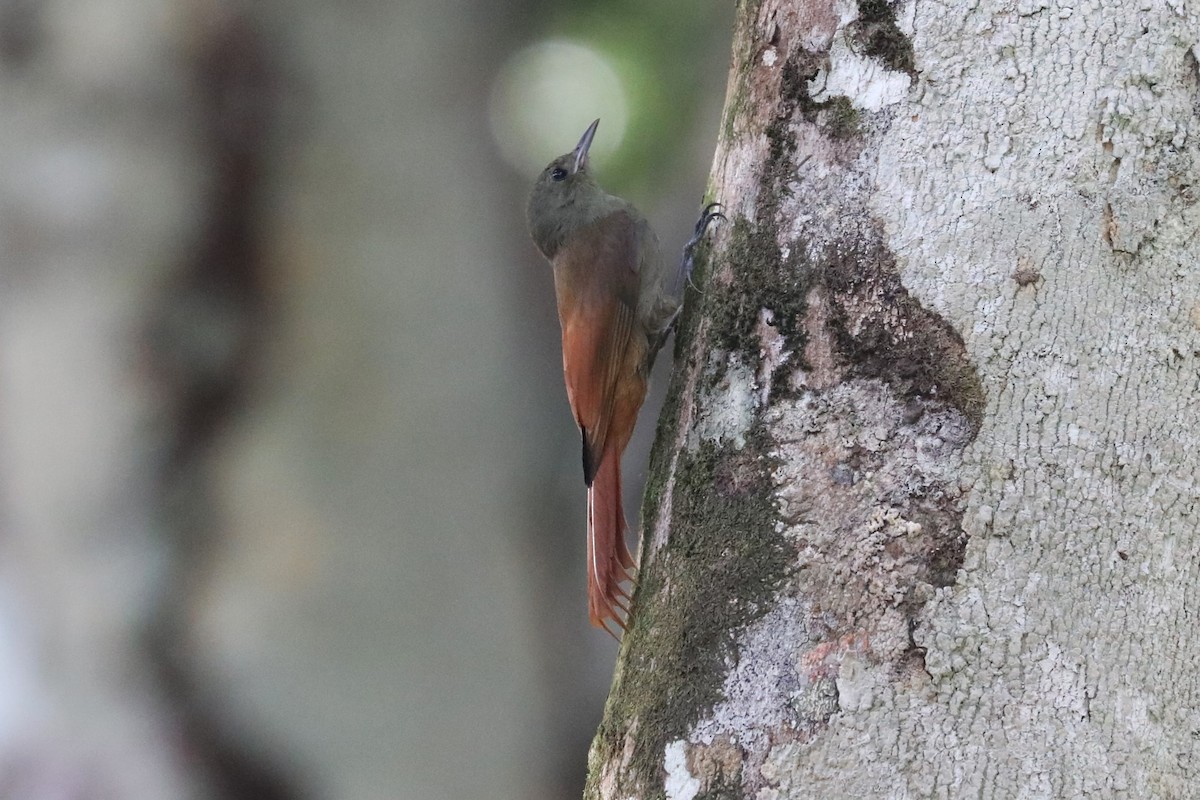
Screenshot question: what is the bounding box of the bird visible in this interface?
[527,118,722,635]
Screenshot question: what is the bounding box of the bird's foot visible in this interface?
[647,202,727,366]
[678,201,726,295]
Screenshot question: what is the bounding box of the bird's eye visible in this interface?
[550,167,568,182]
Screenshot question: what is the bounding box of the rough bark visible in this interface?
[588,0,1200,797]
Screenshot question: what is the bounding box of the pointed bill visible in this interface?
[572,118,600,174]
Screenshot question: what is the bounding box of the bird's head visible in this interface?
[528,119,603,258]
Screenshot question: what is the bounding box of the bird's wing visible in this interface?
[554,209,642,485]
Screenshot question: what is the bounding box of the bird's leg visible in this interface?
[645,202,727,370]
[676,201,726,294]
[665,201,725,324]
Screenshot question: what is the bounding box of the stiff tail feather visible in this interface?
[585,451,637,635]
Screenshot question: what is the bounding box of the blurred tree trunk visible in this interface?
[587,0,1200,797]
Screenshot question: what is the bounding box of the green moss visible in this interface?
[639,371,687,525]
[719,0,776,146]
[820,96,861,139]
[679,60,816,378]
[816,236,986,431]
[721,79,747,144]
[695,775,743,800]
[703,59,816,366]
[702,218,811,391]
[590,437,789,798]
[776,50,865,140]
[851,0,917,77]
[720,15,756,145]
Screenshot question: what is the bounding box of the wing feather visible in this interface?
[553,210,642,485]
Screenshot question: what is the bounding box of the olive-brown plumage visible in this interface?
[527,120,678,633]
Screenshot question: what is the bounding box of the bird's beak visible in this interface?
[572,119,599,174]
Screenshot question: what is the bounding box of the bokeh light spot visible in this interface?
[489,40,628,179]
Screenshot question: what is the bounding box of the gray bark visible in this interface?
[588,0,1200,797]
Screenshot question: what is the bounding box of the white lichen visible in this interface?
[687,352,757,450]
[809,35,912,112]
[663,740,701,800]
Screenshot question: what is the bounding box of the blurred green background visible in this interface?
[0,0,731,798]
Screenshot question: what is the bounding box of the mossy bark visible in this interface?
[587,0,1200,797]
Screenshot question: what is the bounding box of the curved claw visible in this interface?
[677,200,727,296]
[694,202,727,237]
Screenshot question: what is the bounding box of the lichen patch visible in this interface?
[663,740,701,800]
[687,352,758,451]
[810,33,912,111]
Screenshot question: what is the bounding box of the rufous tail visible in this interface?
[586,450,637,635]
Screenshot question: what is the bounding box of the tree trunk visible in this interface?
[588,0,1200,796]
